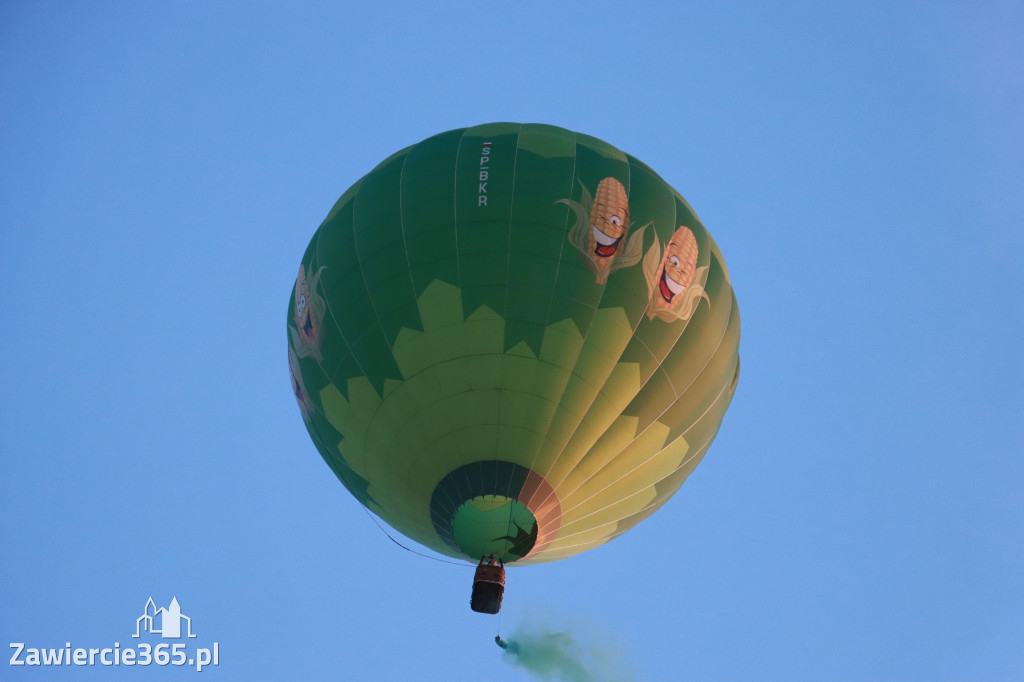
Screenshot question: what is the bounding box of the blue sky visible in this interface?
[2,1,1021,679]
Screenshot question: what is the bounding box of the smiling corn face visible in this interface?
[293,265,317,347]
[587,177,630,269]
[656,226,699,304]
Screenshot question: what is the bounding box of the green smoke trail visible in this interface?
[496,616,633,681]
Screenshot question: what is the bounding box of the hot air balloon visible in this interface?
[287,123,740,613]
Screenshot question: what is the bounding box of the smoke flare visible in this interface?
[497,615,633,681]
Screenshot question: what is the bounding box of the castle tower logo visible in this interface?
[133,597,196,639]
[9,596,219,671]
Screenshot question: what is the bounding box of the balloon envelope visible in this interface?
[288,123,740,564]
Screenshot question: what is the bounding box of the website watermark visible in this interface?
[9,597,220,672]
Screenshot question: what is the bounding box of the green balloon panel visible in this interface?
[288,123,740,564]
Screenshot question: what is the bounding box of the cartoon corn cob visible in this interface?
[290,263,326,360]
[294,265,319,347]
[653,225,699,306]
[587,177,630,268]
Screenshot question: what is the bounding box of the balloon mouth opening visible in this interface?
[430,460,562,563]
[451,496,538,562]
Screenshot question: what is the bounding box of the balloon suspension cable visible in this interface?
[496,489,511,639]
[358,504,469,567]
